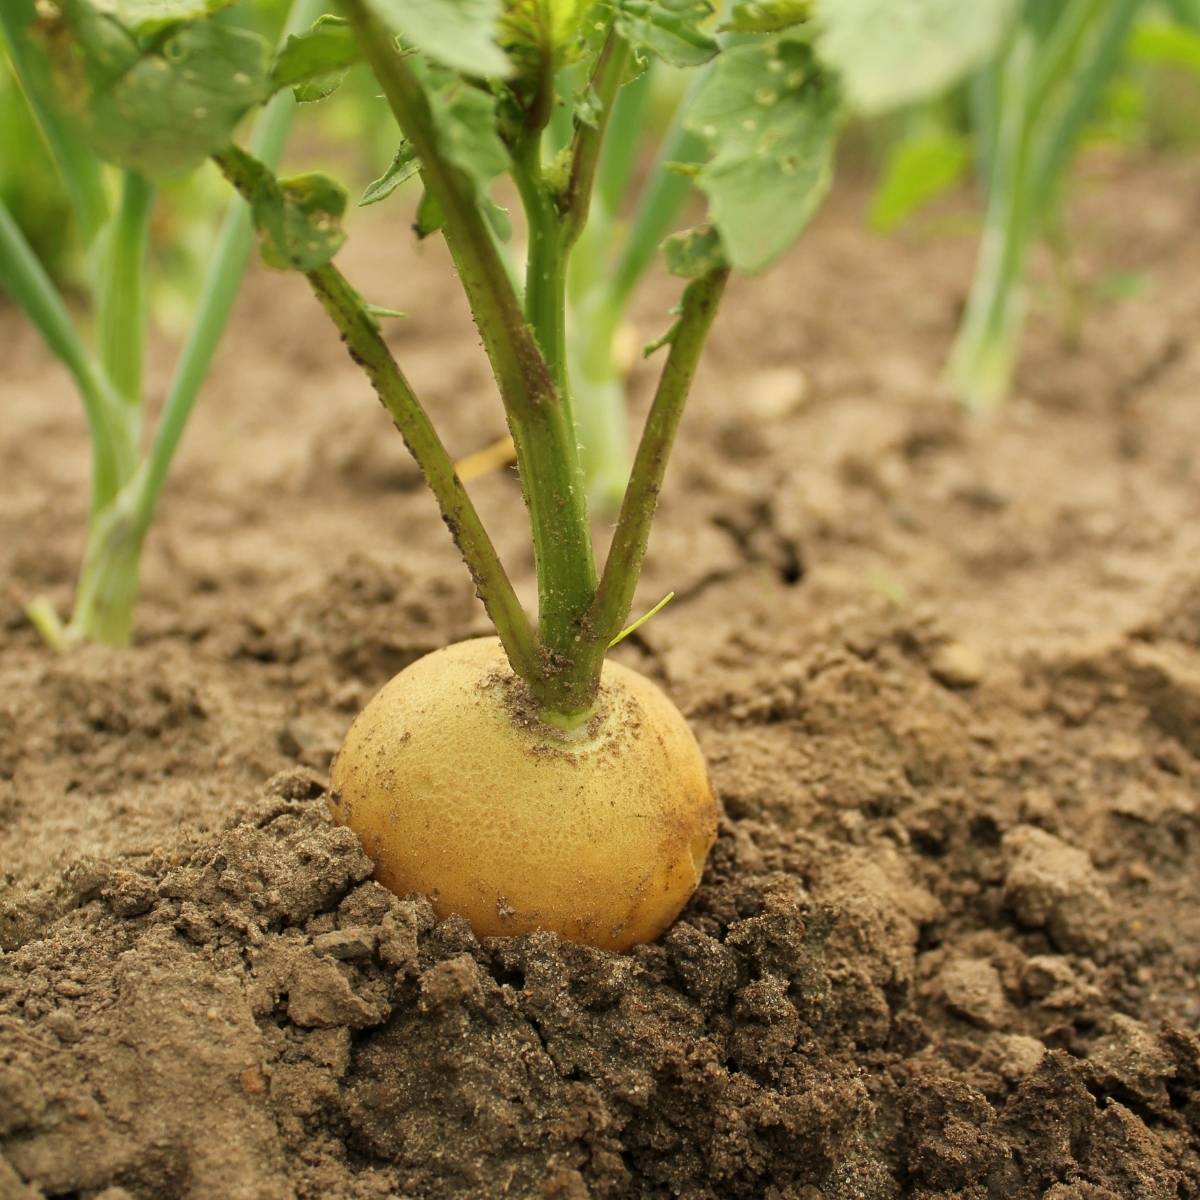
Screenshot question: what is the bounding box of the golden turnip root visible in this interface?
[329,637,718,951]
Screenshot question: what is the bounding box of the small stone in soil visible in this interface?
[929,641,987,688]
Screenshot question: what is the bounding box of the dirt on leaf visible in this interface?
[2,157,1200,1199]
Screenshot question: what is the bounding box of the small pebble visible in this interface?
[929,641,987,688]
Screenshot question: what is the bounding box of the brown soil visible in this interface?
[3,156,1200,1199]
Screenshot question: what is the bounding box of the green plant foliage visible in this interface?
[662,224,725,276]
[361,143,419,206]
[110,0,235,35]
[615,0,719,68]
[813,0,1018,114]
[688,35,839,271]
[421,65,510,191]
[501,0,591,74]
[46,1,270,177]
[722,0,810,34]
[222,146,347,270]
[869,125,969,232]
[271,14,359,101]
[366,0,511,77]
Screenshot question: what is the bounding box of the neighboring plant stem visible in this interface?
[97,171,154,410]
[948,0,1140,409]
[0,198,124,511]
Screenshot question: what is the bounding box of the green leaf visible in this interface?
[722,0,810,34]
[813,0,1018,114]
[47,2,270,177]
[688,36,839,271]
[420,63,510,192]
[360,142,419,206]
[221,148,348,270]
[271,14,359,102]
[365,0,511,77]
[868,125,968,232]
[110,0,234,35]
[615,0,719,68]
[255,172,348,271]
[500,0,591,72]
[662,224,726,277]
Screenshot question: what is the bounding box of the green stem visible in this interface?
[511,138,570,397]
[67,478,146,645]
[0,197,125,510]
[563,267,728,714]
[947,29,1036,410]
[948,0,1139,409]
[339,0,597,667]
[309,264,539,677]
[97,170,154,410]
[563,31,632,249]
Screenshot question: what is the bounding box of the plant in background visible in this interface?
[947,0,1148,410]
[0,0,324,646]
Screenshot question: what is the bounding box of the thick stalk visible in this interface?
[339,0,597,663]
[547,267,729,717]
[0,198,126,510]
[97,171,154,410]
[511,139,570,396]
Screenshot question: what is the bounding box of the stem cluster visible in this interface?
[313,2,729,722]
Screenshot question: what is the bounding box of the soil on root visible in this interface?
[2,156,1200,1198]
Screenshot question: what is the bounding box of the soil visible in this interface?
[3,154,1200,1199]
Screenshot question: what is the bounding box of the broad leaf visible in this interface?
[615,0,718,68]
[360,143,419,206]
[722,0,810,34]
[366,0,511,76]
[662,225,726,277]
[272,15,359,102]
[688,36,839,271]
[813,0,1018,114]
[47,1,270,177]
[420,63,510,193]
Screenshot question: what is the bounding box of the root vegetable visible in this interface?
[329,638,719,952]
